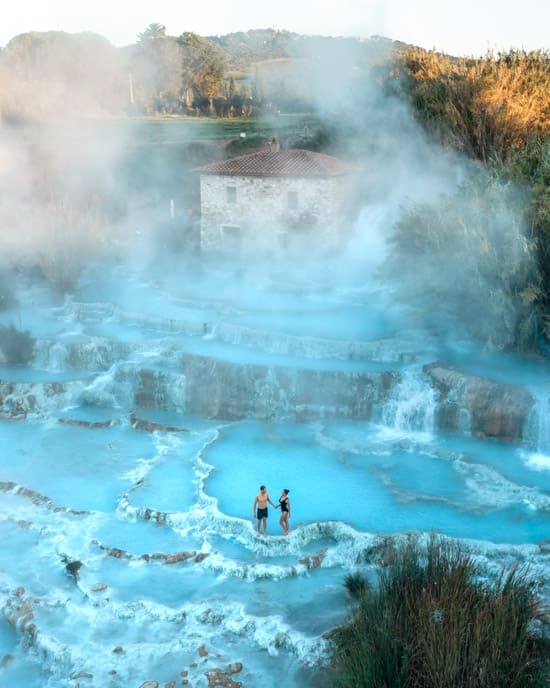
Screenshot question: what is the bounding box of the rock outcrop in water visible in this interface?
[129,412,188,433]
[0,379,83,416]
[3,331,541,443]
[167,353,398,421]
[3,588,37,642]
[58,418,113,429]
[424,363,534,442]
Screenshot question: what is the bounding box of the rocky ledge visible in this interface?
[424,363,534,442]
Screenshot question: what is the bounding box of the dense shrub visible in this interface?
[383,175,540,350]
[391,48,550,350]
[505,137,550,339]
[397,49,550,165]
[0,271,16,310]
[0,324,35,364]
[333,535,550,688]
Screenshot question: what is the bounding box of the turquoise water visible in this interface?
[205,420,550,545]
[0,420,154,511]
[0,265,549,688]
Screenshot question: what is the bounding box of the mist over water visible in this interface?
[0,34,549,688]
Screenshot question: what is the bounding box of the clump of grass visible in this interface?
[333,535,550,688]
[343,572,369,601]
[0,324,35,365]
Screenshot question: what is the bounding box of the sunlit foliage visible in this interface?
[399,48,550,164]
[390,48,550,349]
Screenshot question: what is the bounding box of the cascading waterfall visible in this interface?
[523,390,550,470]
[380,367,437,434]
[77,363,139,408]
[2,265,550,688]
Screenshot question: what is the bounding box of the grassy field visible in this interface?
[2,112,318,148]
[120,113,317,144]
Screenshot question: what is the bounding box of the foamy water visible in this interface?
[524,452,550,472]
[0,264,549,687]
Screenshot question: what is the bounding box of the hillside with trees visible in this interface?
[0,30,126,118]
[0,26,405,119]
[0,25,549,351]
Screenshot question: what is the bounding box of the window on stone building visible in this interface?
[287,191,299,210]
[226,186,237,203]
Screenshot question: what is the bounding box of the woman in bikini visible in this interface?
[278,489,291,535]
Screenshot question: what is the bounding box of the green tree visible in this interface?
[178,32,226,113]
[132,23,183,113]
[138,22,166,43]
[1,31,124,117]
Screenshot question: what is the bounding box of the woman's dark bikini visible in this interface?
[278,489,290,535]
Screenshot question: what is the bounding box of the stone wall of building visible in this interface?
[199,174,348,252]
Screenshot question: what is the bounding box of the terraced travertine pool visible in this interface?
[0,261,549,688]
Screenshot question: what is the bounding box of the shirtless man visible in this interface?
[253,485,276,537]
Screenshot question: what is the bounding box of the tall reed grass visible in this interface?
[334,535,549,688]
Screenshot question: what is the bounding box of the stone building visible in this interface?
[195,147,352,253]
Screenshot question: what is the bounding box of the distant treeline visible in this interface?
[0,25,400,119]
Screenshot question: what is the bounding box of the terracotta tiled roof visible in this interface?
[195,149,352,177]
